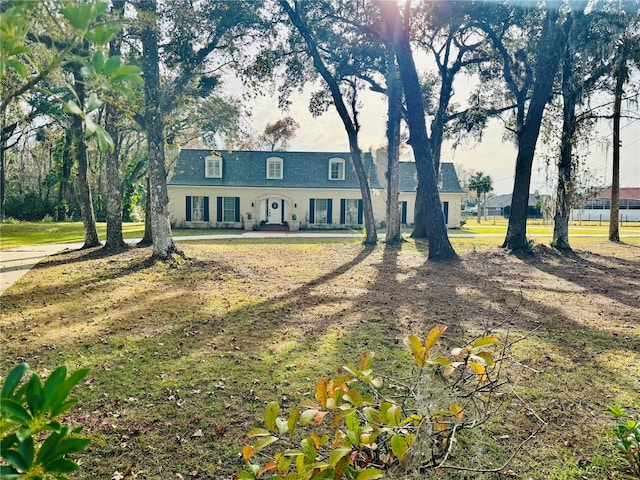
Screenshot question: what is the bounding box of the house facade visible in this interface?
[167,149,465,231]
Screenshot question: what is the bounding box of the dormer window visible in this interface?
[205,155,222,178]
[266,157,283,179]
[329,158,345,180]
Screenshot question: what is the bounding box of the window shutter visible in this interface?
[340,199,345,224]
[203,197,209,222]
[327,199,333,224]
[217,197,223,222]
[442,201,449,225]
[401,201,407,224]
[235,197,240,222]
[186,196,192,221]
[309,199,315,223]
[357,199,363,224]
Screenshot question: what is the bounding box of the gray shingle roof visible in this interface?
[168,150,383,189]
[398,162,465,193]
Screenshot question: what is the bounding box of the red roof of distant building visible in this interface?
[598,187,640,200]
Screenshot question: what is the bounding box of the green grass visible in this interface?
[2,219,638,249]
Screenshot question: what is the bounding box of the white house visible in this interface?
[166,149,465,231]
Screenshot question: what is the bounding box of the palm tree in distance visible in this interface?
[468,172,493,224]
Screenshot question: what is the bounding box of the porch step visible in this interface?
[255,224,290,232]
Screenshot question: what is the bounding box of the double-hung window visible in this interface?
[186,196,209,222]
[205,155,222,178]
[309,198,332,224]
[266,157,283,179]
[216,196,240,222]
[329,158,345,180]
[340,199,362,225]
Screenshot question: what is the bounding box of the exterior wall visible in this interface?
[168,185,387,230]
[398,192,464,229]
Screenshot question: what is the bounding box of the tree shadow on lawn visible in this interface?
[514,244,640,310]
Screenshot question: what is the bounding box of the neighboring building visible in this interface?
[571,187,640,222]
[166,149,465,231]
[482,192,550,217]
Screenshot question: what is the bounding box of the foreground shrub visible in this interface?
[238,326,502,479]
[0,363,90,479]
[607,405,640,478]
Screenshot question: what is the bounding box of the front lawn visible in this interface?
[1,238,638,479]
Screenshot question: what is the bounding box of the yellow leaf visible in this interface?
[450,403,465,420]
[315,377,328,409]
[242,445,254,461]
[424,325,447,354]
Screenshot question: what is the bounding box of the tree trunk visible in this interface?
[379,0,456,260]
[137,176,153,246]
[552,42,577,250]
[386,51,402,244]
[503,10,565,251]
[609,41,627,242]
[103,0,127,251]
[476,192,481,224]
[71,64,100,248]
[0,110,6,221]
[140,0,175,259]
[280,0,377,245]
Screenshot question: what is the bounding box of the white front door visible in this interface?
[267,198,283,224]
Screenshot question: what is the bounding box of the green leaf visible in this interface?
[345,388,363,407]
[86,93,102,112]
[108,65,143,85]
[236,472,255,480]
[91,51,104,72]
[471,351,495,367]
[6,59,27,78]
[103,55,122,76]
[287,408,299,436]
[2,449,28,472]
[247,428,271,438]
[390,434,409,461]
[60,4,94,30]
[94,125,114,153]
[385,404,402,427]
[264,401,278,431]
[63,100,83,116]
[41,366,68,413]
[252,435,278,454]
[472,336,498,348]
[25,374,43,417]
[355,468,384,480]
[2,363,29,398]
[42,458,78,473]
[18,436,34,470]
[328,447,352,467]
[84,117,97,137]
[85,23,120,46]
[0,465,20,479]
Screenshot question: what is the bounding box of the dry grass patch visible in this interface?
[1,238,638,479]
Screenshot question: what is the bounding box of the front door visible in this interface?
[267,198,283,224]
